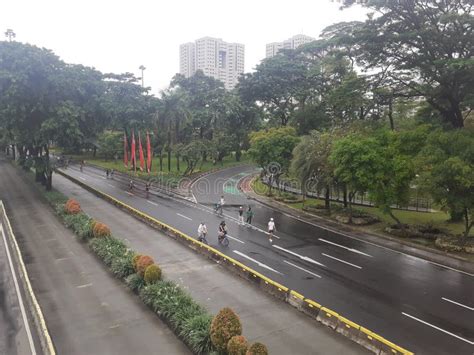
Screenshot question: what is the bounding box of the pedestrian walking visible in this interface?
[267,218,276,243]
[198,222,208,244]
[129,180,135,192]
[110,169,114,179]
[145,181,151,198]
[80,160,85,172]
[106,169,110,179]
[246,206,254,225]
[238,206,244,225]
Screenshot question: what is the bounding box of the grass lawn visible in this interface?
[67,153,251,182]
[252,178,469,237]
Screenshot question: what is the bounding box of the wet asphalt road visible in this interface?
[62,164,474,355]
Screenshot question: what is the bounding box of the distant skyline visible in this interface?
[0,0,367,95]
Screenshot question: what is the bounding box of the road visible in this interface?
[0,211,41,355]
[63,163,474,355]
[0,157,190,355]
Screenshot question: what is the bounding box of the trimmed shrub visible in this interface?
[246,342,268,355]
[136,255,154,277]
[227,335,249,355]
[132,254,143,271]
[65,198,81,214]
[89,237,128,266]
[125,273,145,292]
[92,222,111,238]
[180,314,214,355]
[210,307,242,352]
[111,254,135,279]
[144,264,162,284]
[62,212,93,240]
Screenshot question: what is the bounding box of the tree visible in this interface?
[248,127,300,193]
[330,134,383,223]
[237,50,314,126]
[291,131,334,209]
[420,130,474,238]
[97,131,122,160]
[340,0,474,128]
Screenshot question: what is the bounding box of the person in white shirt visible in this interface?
[238,206,244,225]
[198,222,208,244]
[268,218,276,243]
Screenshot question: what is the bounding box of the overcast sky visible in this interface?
[1,0,367,95]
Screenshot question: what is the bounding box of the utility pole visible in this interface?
[139,65,146,87]
[4,29,16,42]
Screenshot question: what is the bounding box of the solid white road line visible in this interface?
[76,283,92,289]
[283,260,322,278]
[79,177,86,181]
[402,312,474,345]
[147,200,158,206]
[441,297,474,311]
[322,253,362,269]
[126,192,134,196]
[233,250,283,275]
[1,224,37,355]
[226,235,245,244]
[318,238,373,257]
[273,245,326,267]
[107,184,116,188]
[177,213,192,221]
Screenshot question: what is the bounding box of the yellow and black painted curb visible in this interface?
[0,201,56,355]
[57,169,414,355]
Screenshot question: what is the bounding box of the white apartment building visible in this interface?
[265,34,315,58]
[179,37,245,90]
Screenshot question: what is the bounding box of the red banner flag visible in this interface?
[131,130,136,171]
[146,132,152,173]
[138,132,145,171]
[123,132,129,168]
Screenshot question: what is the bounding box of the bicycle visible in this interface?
[218,232,229,246]
[214,203,223,216]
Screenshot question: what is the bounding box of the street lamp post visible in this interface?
[139,65,146,87]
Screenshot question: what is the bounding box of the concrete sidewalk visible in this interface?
[0,158,190,355]
[53,170,370,354]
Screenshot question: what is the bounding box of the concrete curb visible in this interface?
[0,201,56,355]
[57,169,414,355]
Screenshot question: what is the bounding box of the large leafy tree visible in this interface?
[291,131,335,209]
[419,130,474,238]
[340,0,474,128]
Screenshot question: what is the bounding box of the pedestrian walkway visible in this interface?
[0,157,190,355]
[52,172,370,354]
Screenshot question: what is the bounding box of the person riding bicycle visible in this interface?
[218,221,227,244]
[215,195,225,215]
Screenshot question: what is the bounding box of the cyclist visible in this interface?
[129,180,135,191]
[238,206,244,225]
[218,221,229,246]
[145,181,151,198]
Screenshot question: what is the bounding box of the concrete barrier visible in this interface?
[337,315,361,344]
[288,290,305,309]
[56,169,414,355]
[0,201,56,355]
[301,298,322,319]
[317,307,340,330]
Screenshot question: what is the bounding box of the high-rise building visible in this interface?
[179,37,245,90]
[265,34,315,58]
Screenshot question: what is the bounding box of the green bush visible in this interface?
[89,237,128,266]
[62,212,93,240]
[227,335,248,355]
[246,342,268,355]
[144,264,162,284]
[125,273,145,292]
[210,307,242,352]
[180,314,214,355]
[136,255,154,277]
[44,190,68,205]
[111,254,135,279]
[169,295,205,331]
